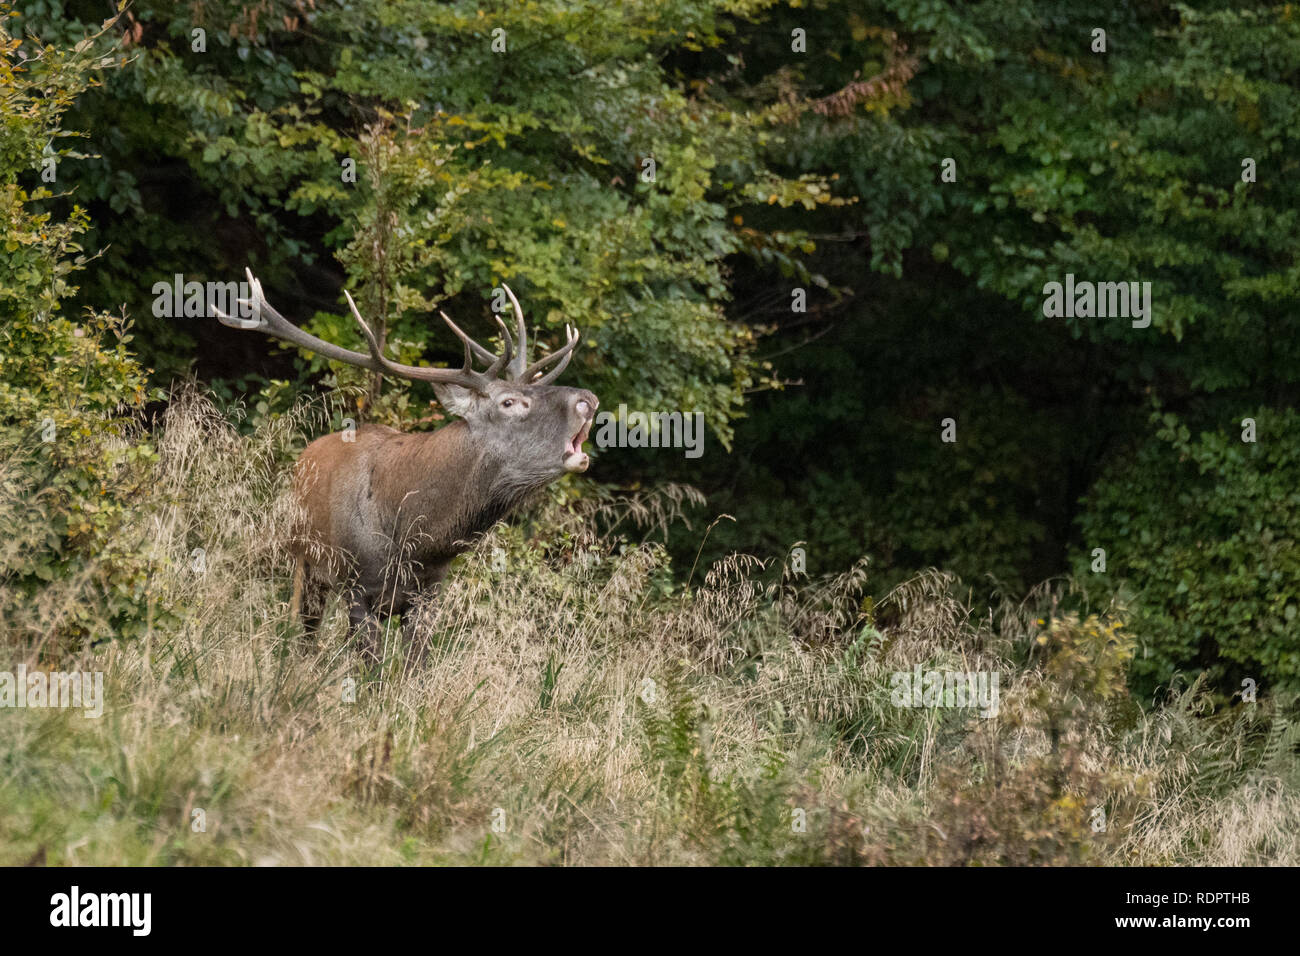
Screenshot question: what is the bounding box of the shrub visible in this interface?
[1078,407,1300,699]
[0,11,156,647]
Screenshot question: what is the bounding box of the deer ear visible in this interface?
[431,383,480,419]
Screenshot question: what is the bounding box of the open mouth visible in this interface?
[563,420,592,471]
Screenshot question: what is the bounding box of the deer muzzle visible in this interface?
[563,396,598,472]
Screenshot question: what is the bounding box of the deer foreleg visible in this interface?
[347,590,382,667]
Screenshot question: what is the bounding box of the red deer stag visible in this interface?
[216,269,598,664]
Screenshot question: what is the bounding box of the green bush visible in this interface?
[0,10,156,646]
[1078,407,1300,699]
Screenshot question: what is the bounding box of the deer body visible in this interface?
[219,270,597,663]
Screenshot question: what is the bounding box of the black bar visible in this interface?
[1,866,1274,943]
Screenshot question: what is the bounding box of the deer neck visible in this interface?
[405,422,538,552]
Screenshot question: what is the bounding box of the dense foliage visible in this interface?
[6,1,1300,696]
[1079,406,1300,698]
[1,10,155,643]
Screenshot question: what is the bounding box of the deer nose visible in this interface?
[576,396,596,418]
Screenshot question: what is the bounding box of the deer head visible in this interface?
[215,269,598,476]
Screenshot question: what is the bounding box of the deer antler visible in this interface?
[213,269,575,395]
[450,284,581,385]
[496,283,580,385]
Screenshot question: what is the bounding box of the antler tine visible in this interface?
[439,311,513,380]
[501,283,529,381]
[344,289,399,368]
[214,268,390,372]
[441,310,498,366]
[523,323,581,385]
[215,271,262,330]
[213,271,268,330]
[344,291,494,392]
[483,313,515,379]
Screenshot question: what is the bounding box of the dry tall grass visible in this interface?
[1,393,1297,865]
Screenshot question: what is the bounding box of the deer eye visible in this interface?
[501,399,513,408]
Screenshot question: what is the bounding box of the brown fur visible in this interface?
[290,383,597,665]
